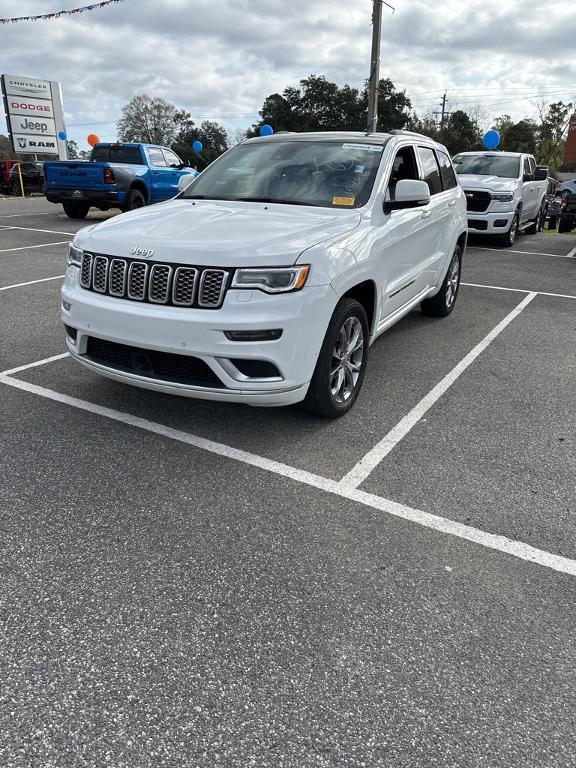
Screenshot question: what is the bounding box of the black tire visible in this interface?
[122,187,146,212]
[558,219,572,234]
[526,205,544,235]
[11,180,21,197]
[302,298,369,419]
[500,211,520,247]
[62,201,90,219]
[421,245,462,318]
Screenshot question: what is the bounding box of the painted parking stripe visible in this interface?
[0,240,71,253]
[0,224,74,236]
[470,246,573,259]
[340,293,537,489]
[567,245,576,258]
[0,275,65,292]
[1,371,575,578]
[462,282,576,300]
[0,353,69,377]
[0,212,53,219]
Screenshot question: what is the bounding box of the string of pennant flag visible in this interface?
[0,0,125,25]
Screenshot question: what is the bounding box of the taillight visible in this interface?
[104,168,115,184]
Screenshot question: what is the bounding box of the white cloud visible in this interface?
[1,0,574,150]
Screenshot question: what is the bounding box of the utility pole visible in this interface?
[433,91,451,133]
[366,0,383,134]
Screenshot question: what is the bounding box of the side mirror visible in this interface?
[534,166,548,181]
[384,179,431,213]
[177,174,195,193]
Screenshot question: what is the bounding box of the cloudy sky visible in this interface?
[1,0,575,150]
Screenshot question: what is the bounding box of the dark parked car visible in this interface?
[558,192,576,233]
[0,159,22,193]
[7,161,45,196]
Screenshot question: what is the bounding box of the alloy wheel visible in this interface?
[446,253,460,310]
[330,317,364,404]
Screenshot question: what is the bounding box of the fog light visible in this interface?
[62,300,71,311]
[224,329,283,342]
[494,219,508,228]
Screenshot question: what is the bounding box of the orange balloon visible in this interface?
[87,133,100,147]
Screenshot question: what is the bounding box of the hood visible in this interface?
[75,199,362,267]
[458,174,518,193]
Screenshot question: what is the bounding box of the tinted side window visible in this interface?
[437,151,457,190]
[92,146,142,164]
[148,147,167,167]
[523,157,532,178]
[418,146,442,195]
[386,146,420,201]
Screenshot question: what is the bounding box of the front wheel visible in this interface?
[122,188,146,212]
[500,211,519,247]
[421,246,462,318]
[302,298,369,418]
[62,201,90,219]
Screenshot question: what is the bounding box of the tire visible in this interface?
[421,245,462,318]
[11,180,21,196]
[122,187,146,212]
[302,298,369,419]
[62,201,90,219]
[558,219,572,234]
[500,211,520,247]
[526,205,544,235]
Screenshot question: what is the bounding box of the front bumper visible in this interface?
[61,265,338,407]
[467,210,514,235]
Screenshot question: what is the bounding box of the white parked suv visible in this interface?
[63,130,467,418]
[453,151,548,247]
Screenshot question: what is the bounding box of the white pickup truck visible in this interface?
[453,151,548,247]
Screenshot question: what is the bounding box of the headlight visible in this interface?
[232,265,310,294]
[68,243,83,267]
[491,193,514,202]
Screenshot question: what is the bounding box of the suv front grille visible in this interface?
[85,337,225,388]
[80,253,230,309]
[464,190,491,212]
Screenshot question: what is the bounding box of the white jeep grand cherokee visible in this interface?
[63,130,467,418]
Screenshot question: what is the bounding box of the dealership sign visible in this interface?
[1,73,67,159]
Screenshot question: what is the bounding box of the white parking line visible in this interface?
[0,240,71,253]
[470,246,572,259]
[0,225,74,236]
[0,275,65,292]
[462,282,576,300]
[340,293,537,489]
[0,212,53,219]
[1,371,575,578]
[0,353,69,377]
[567,245,576,258]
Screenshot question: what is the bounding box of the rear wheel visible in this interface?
[421,246,462,318]
[302,298,369,419]
[62,201,90,219]
[526,205,544,234]
[11,180,21,196]
[558,219,572,234]
[122,188,146,212]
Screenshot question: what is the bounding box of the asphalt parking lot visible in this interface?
[1,197,576,767]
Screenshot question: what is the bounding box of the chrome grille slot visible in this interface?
[92,256,109,293]
[128,262,148,300]
[199,269,228,307]
[173,267,197,306]
[148,264,172,304]
[80,252,93,288]
[109,259,127,297]
[79,255,230,309]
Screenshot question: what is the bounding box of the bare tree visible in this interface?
[117,94,192,145]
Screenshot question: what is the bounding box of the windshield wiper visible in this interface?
[230,196,325,207]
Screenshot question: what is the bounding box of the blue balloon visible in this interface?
[260,124,274,137]
[192,140,203,153]
[483,130,500,150]
[58,131,67,141]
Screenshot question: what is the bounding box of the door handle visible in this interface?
[421,209,431,218]
[447,200,456,207]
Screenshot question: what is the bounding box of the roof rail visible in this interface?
[389,129,431,140]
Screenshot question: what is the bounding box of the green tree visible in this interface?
[440,110,482,154]
[371,78,412,131]
[537,101,573,167]
[117,94,193,145]
[173,120,229,166]
[0,134,15,160]
[500,119,538,154]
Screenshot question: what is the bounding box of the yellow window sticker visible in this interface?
[333,196,355,206]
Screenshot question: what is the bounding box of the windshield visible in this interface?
[182,140,385,208]
[452,154,520,179]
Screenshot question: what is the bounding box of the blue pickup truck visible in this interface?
[44,142,196,219]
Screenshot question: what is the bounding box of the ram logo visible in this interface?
[130,246,154,258]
